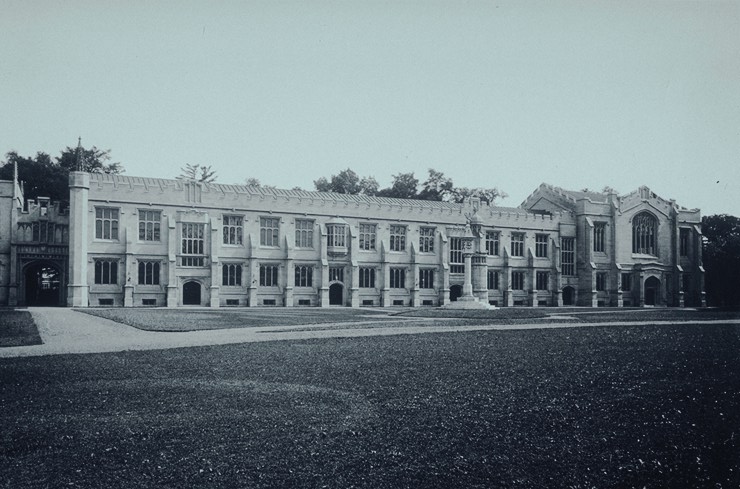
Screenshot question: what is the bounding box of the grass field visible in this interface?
[1,310,739,488]
[78,306,740,332]
[79,307,398,331]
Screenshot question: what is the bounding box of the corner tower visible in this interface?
[67,171,89,306]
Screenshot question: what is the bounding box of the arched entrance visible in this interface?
[449,284,462,302]
[644,276,660,306]
[23,261,64,306]
[562,286,575,306]
[182,281,202,306]
[329,283,344,306]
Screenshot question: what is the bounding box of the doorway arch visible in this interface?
[23,261,64,306]
[449,284,462,302]
[562,286,575,306]
[182,281,202,306]
[644,276,660,306]
[329,283,344,306]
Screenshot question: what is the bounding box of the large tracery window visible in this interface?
[632,213,657,255]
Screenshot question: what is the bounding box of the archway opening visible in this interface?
[449,284,462,302]
[562,286,575,306]
[644,277,661,306]
[24,262,63,306]
[183,281,202,306]
[329,283,343,306]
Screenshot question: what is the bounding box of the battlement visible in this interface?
[87,173,565,227]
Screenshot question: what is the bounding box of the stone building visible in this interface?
[0,169,705,308]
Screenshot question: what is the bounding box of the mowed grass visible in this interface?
[79,306,740,333]
[78,307,400,331]
[0,310,42,347]
[1,322,739,488]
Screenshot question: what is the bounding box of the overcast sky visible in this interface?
[1,1,738,215]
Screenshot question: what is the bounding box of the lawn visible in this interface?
[78,307,399,331]
[78,306,740,333]
[0,310,42,347]
[1,321,739,488]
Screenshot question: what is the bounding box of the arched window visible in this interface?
[632,212,657,255]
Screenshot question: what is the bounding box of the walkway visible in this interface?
[1,308,739,358]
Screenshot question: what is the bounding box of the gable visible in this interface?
[527,196,571,213]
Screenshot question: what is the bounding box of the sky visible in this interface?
[1,0,738,216]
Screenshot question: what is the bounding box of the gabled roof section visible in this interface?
[619,185,699,215]
[521,183,610,212]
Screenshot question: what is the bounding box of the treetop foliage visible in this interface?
[312,168,507,205]
[702,214,740,306]
[178,163,217,183]
[0,145,123,202]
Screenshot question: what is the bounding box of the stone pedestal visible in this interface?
[443,252,494,309]
[124,285,134,307]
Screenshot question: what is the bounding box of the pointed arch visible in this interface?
[632,212,657,255]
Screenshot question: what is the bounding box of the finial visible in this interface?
[76,137,82,171]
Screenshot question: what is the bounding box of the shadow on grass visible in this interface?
[0,310,42,347]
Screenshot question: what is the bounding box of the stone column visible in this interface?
[380,262,390,307]
[67,171,89,307]
[462,253,473,297]
[504,267,513,307]
[410,262,420,307]
[473,255,488,303]
[124,218,135,307]
[320,259,330,307]
[350,261,360,307]
[284,259,294,307]
[247,258,258,307]
[166,214,178,307]
[209,216,220,307]
[440,234,450,306]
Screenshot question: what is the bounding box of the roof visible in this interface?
[542,184,610,203]
[88,173,530,213]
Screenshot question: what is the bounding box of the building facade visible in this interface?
[0,171,705,308]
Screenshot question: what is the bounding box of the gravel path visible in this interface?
[1,308,738,358]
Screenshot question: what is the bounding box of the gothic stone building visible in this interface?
[0,171,705,308]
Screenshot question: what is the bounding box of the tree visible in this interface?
[310,167,507,204]
[418,168,454,201]
[57,145,123,174]
[179,164,217,183]
[0,151,68,202]
[313,168,378,195]
[702,214,740,307]
[0,144,125,202]
[451,186,507,205]
[358,176,379,196]
[378,172,419,199]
